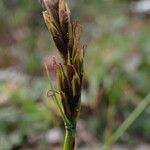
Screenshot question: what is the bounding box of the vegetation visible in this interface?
[0,0,150,149]
[41,0,85,149]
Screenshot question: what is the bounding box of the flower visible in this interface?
[42,0,85,123]
[42,0,73,63]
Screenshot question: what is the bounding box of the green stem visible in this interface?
[63,128,75,150]
[104,106,115,150]
[102,93,150,150]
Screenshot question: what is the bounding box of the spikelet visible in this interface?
[41,0,85,124]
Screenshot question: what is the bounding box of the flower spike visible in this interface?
[42,1,85,149]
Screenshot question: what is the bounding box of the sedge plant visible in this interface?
[40,0,85,149]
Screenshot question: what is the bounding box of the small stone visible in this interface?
[45,128,63,144]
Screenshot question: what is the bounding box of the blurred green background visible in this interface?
[0,0,150,149]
